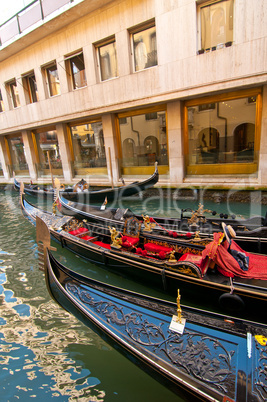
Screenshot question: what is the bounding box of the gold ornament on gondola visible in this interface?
[142,215,152,231]
[176,290,182,323]
[109,226,122,249]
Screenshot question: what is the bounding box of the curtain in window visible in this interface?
[201,0,233,49]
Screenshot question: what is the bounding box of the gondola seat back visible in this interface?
[178,253,210,275]
[63,218,91,237]
[121,216,141,250]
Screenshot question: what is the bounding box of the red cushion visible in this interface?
[122,235,139,248]
[178,253,209,273]
[144,243,173,254]
[179,253,203,265]
[69,227,88,236]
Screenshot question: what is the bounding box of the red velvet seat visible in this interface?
[178,253,209,274]
[121,235,139,248]
[144,243,173,254]
[69,227,88,236]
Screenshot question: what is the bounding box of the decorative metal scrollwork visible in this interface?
[67,281,237,396]
[254,339,267,400]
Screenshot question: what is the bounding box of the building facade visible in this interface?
[0,0,266,188]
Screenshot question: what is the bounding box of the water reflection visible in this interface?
[0,253,107,401]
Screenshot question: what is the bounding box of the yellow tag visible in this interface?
[255,335,267,346]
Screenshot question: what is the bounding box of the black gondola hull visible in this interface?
[14,163,159,203]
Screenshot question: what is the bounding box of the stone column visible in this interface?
[0,137,11,179]
[167,100,184,184]
[21,130,38,180]
[56,123,73,182]
[102,114,120,185]
[116,30,131,76]
[258,85,267,185]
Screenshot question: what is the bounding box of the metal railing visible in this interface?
[0,0,75,47]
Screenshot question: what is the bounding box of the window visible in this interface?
[0,90,4,112]
[184,88,262,175]
[117,107,168,175]
[8,80,21,108]
[23,72,39,103]
[131,21,157,72]
[65,52,87,89]
[33,128,63,177]
[6,134,28,175]
[69,122,107,175]
[96,38,118,81]
[198,0,233,51]
[45,63,60,97]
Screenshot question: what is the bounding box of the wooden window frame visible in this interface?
[129,19,157,73]
[94,36,118,82]
[22,71,39,104]
[43,62,61,97]
[116,105,168,175]
[184,87,262,176]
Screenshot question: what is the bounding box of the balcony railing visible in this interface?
[0,0,75,47]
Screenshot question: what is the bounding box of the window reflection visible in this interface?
[119,111,167,168]
[6,134,28,175]
[70,122,107,175]
[98,41,118,81]
[187,97,256,166]
[200,0,233,50]
[24,72,39,103]
[133,25,157,71]
[34,130,63,177]
[69,53,87,89]
[9,80,21,108]
[0,90,4,112]
[46,64,61,97]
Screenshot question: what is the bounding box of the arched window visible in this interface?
[198,128,219,163]
[234,123,255,162]
[123,138,135,166]
[144,135,159,165]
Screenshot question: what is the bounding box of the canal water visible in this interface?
[0,185,264,401]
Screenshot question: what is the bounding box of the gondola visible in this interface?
[20,190,267,321]
[37,215,267,402]
[57,190,267,254]
[14,162,159,203]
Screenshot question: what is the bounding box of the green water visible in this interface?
[0,185,265,401]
